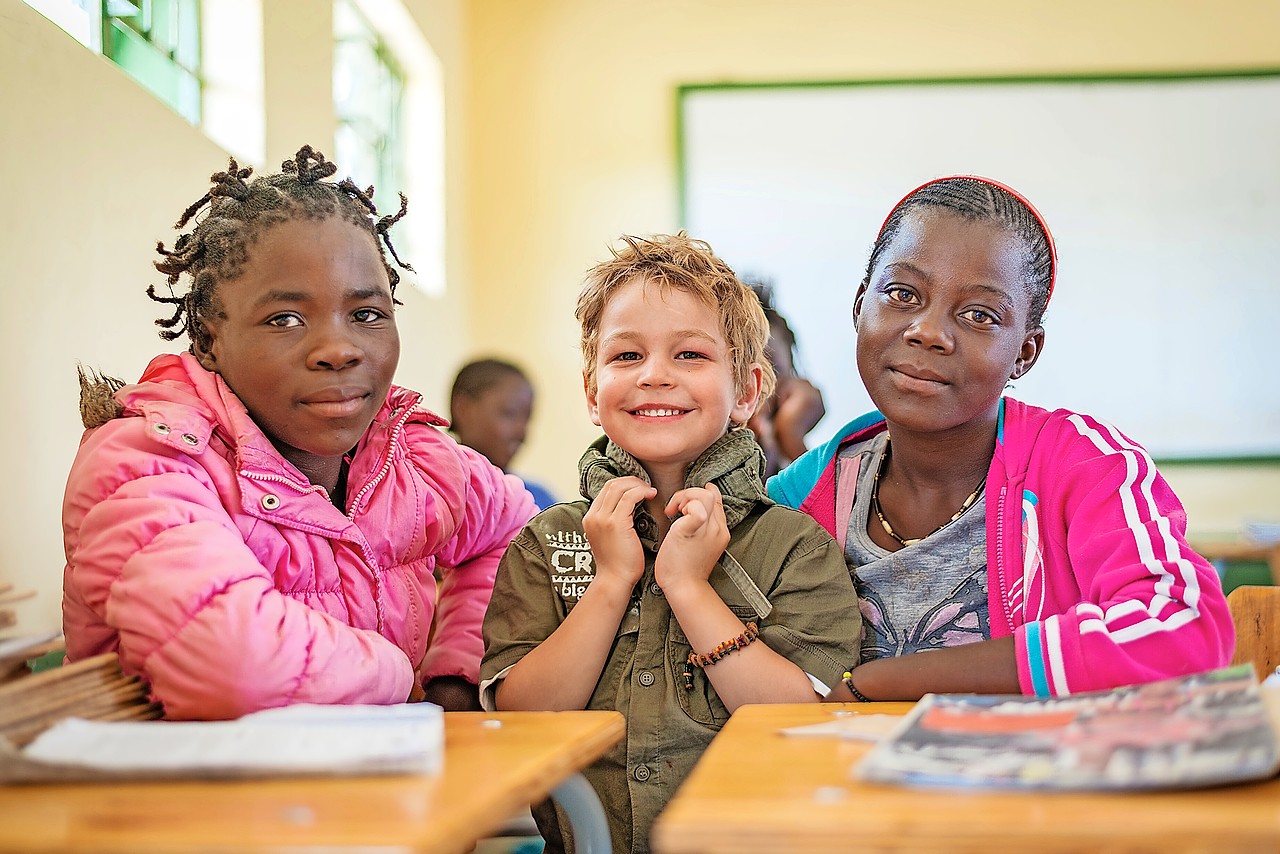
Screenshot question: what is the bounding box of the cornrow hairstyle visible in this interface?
[451,358,528,405]
[862,176,1057,330]
[576,233,776,424]
[149,145,413,353]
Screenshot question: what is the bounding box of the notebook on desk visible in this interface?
[1,702,444,784]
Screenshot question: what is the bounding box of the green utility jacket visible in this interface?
[481,429,861,854]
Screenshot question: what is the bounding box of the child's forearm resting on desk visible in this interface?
[665,580,821,710]
[826,636,1020,702]
[423,676,482,711]
[498,477,653,711]
[494,571,635,711]
[659,483,820,708]
[423,477,536,687]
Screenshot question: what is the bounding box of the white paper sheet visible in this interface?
[780,714,906,742]
[15,702,444,780]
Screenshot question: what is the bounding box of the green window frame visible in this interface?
[102,0,202,124]
[23,0,202,124]
[333,0,405,200]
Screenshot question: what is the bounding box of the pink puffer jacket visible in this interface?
[63,353,536,720]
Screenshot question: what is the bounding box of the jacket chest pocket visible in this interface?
[667,603,759,729]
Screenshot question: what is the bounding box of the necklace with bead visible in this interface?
[871,436,985,548]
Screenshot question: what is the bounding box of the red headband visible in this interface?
[879,175,1057,307]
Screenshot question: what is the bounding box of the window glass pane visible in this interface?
[103,0,201,123]
[173,0,199,67]
[333,0,403,198]
[332,0,441,295]
[22,0,100,48]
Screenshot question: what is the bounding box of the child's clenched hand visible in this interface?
[655,482,730,595]
[582,475,655,592]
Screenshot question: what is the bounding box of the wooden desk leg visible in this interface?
[551,772,611,854]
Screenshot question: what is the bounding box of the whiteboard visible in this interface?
[680,74,1280,459]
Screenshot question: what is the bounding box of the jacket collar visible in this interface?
[116,352,433,490]
[577,428,770,545]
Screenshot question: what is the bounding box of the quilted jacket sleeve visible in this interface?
[417,443,537,684]
[62,421,414,720]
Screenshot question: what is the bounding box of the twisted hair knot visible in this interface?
[208,160,253,202]
[284,145,339,183]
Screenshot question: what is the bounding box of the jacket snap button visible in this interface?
[260,494,281,511]
[153,423,171,434]
[633,764,651,782]
[638,670,655,687]
[181,433,199,446]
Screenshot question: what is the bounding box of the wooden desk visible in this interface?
[0,710,623,854]
[1191,538,1278,583]
[652,703,1280,854]
[1193,540,1275,563]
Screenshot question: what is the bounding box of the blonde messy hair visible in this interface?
[576,233,776,424]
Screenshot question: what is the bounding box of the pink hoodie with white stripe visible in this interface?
[768,397,1234,696]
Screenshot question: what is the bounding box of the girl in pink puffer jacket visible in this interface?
[62,146,536,720]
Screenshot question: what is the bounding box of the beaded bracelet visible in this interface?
[682,622,760,690]
[842,670,873,703]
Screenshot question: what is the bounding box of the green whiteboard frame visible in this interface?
[674,68,1280,465]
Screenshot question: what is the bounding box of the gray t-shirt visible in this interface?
[840,432,990,662]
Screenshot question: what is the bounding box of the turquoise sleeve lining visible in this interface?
[1023,621,1052,697]
[767,409,887,509]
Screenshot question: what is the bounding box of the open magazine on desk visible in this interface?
[856,665,1280,791]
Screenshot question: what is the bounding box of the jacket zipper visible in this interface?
[342,404,419,635]
[239,470,329,499]
[345,404,417,520]
[995,485,1015,628]
[238,403,419,637]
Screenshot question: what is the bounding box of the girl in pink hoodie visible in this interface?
[769,176,1233,701]
[62,147,536,719]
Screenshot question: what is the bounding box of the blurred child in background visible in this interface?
[449,358,558,510]
[747,281,826,479]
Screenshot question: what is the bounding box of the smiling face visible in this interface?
[854,207,1043,438]
[586,277,762,486]
[195,215,400,492]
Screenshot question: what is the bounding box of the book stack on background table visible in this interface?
[0,587,162,750]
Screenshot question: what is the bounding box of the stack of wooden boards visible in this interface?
[0,581,32,632]
[0,586,161,748]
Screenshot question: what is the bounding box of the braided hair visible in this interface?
[149,145,413,353]
[861,177,1055,330]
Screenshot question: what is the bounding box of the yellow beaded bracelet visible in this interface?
[842,670,873,703]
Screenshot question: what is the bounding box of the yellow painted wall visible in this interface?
[464,0,1280,533]
[2,0,1277,635]
[0,0,471,631]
